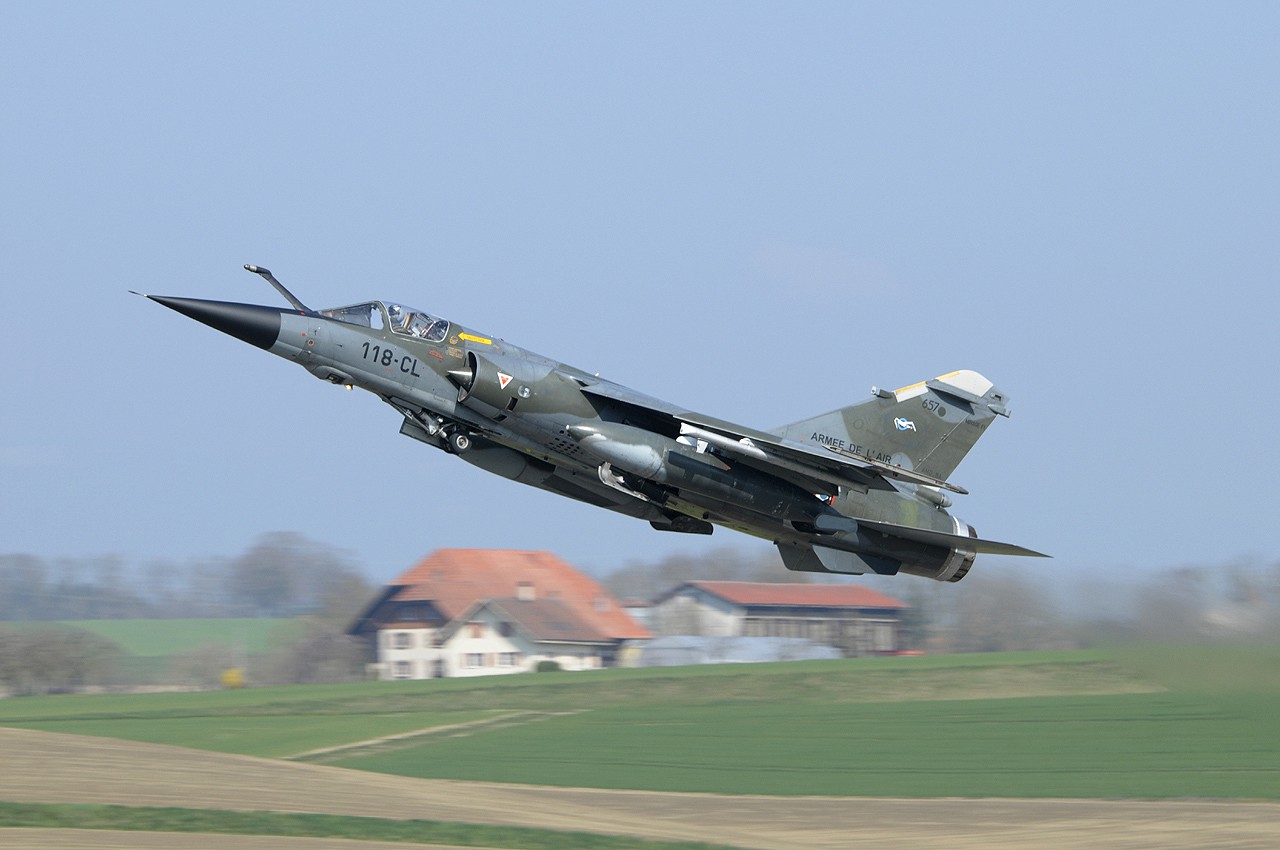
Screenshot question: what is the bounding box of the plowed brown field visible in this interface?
[3,727,1277,850]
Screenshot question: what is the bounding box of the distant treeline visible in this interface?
[602,547,1280,653]
[0,619,368,696]
[0,532,375,622]
[6,534,1278,652]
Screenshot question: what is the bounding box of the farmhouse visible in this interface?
[349,549,649,679]
[649,581,907,657]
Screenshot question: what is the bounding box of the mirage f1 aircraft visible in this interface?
[141,265,1046,582]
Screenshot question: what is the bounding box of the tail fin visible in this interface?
[774,370,1010,482]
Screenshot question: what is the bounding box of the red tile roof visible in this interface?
[443,597,612,644]
[388,549,650,640]
[686,581,907,610]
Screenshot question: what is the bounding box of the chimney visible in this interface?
[516,581,535,602]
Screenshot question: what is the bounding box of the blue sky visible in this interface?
[2,2,1276,583]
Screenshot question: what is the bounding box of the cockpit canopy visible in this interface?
[385,302,450,341]
[322,302,383,328]
[322,301,449,342]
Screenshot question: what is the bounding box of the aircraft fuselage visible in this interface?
[144,283,1046,583]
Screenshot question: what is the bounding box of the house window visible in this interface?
[393,660,412,679]
[499,652,520,667]
[397,603,428,621]
[465,653,485,668]
[468,622,484,639]
[391,632,413,649]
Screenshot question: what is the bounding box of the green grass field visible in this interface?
[2,647,1277,799]
[0,802,741,850]
[0,708,510,758]
[50,618,303,657]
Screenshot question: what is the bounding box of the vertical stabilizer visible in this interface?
[774,370,1010,482]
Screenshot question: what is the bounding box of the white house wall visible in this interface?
[377,627,441,680]
[651,588,742,637]
[375,619,608,679]
[439,607,607,678]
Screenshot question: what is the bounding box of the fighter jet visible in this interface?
[140,265,1045,582]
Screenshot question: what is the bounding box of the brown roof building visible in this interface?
[649,580,907,658]
[350,549,649,679]
[679,581,907,611]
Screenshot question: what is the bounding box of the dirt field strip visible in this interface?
[287,710,587,763]
[3,727,1279,850]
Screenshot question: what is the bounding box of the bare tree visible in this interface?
[167,642,242,690]
[0,625,123,695]
[0,555,50,619]
[944,568,1070,653]
[1131,566,1206,642]
[896,580,943,651]
[224,532,368,617]
[252,620,367,685]
[603,545,823,600]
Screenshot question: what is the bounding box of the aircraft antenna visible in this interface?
[244,264,311,313]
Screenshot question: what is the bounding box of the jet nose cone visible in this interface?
[148,296,285,350]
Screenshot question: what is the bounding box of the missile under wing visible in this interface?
[140,265,1046,583]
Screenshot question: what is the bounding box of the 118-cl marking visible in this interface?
[361,341,422,377]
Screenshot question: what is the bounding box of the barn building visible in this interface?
[648,581,907,657]
[349,549,650,679]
